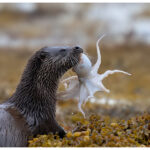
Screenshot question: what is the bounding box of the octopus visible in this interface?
[58,35,131,117]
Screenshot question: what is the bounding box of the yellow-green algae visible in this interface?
[28,113,150,147]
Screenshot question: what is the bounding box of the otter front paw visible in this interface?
[58,129,66,138]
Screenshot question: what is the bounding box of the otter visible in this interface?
[0,46,83,147]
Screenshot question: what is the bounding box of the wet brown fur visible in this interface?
[0,46,83,147]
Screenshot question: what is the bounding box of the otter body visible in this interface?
[0,46,83,147]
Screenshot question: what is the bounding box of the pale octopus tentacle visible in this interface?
[91,34,105,74]
[61,76,77,89]
[100,70,131,80]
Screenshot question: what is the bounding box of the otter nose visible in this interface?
[73,46,83,53]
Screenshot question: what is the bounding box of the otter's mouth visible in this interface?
[79,53,84,64]
[75,49,83,61]
[63,46,83,71]
[72,53,84,72]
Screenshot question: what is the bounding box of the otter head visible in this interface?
[19,46,83,92]
[35,46,83,78]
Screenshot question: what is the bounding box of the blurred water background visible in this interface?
[0,3,150,119]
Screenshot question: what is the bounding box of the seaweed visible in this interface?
[28,113,150,147]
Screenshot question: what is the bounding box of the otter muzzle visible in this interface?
[73,46,83,53]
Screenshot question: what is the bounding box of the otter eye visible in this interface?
[60,49,66,53]
[74,46,80,50]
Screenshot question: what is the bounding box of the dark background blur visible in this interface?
[0,3,150,119]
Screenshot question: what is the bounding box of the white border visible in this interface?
[0,1,149,149]
[0,0,150,3]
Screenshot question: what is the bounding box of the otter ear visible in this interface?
[39,52,46,60]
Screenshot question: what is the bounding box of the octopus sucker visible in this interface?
[58,35,131,117]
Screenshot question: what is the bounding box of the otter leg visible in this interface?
[49,119,66,138]
[32,118,66,138]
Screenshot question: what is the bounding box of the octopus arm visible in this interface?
[57,79,79,100]
[81,78,108,106]
[84,79,100,95]
[98,82,110,93]
[82,80,96,105]
[78,84,88,117]
[61,76,78,89]
[90,74,110,93]
[91,35,105,74]
[100,70,131,80]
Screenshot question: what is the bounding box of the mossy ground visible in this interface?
[28,113,150,147]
